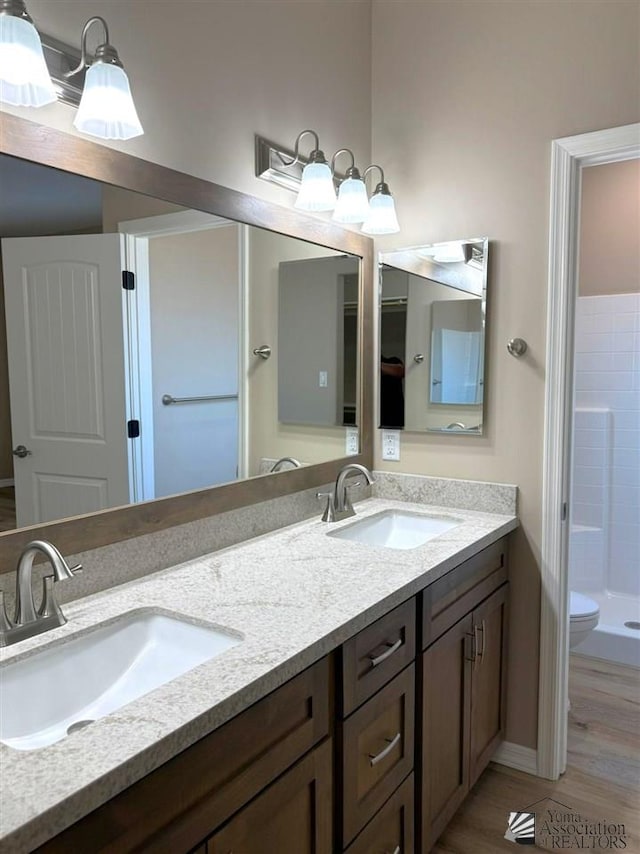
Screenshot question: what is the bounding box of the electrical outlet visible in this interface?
[345,427,359,456]
[381,429,400,461]
[319,370,328,388]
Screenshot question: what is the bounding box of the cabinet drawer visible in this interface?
[340,664,415,846]
[422,537,508,648]
[207,738,333,854]
[36,657,331,854]
[344,773,414,854]
[341,598,416,716]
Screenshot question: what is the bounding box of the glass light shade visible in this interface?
[332,177,370,224]
[74,61,143,140]
[294,161,336,212]
[0,15,56,107]
[361,192,400,235]
[433,242,465,263]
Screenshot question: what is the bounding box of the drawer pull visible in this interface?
[369,637,403,668]
[368,732,401,766]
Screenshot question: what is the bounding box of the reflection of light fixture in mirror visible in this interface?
[361,165,400,235]
[65,16,143,140]
[433,241,468,263]
[331,148,369,223]
[278,129,336,211]
[0,0,56,107]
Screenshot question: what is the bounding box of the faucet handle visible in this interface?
[316,491,336,522]
[37,575,67,625]
[69,563,83,575]
[0,590,13,633]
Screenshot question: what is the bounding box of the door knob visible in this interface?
[12,445,32,458]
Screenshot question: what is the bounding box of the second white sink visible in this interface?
[0,610,241,751]
[329,510,460,550]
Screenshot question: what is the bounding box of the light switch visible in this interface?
[319,370,328,388]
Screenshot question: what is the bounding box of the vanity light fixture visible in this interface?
[361,165,400,235]
[64,16,143,140]
[0,5,143,140]
[278,129,336,212]
[255,132,400,233]
[331,148,370,224]
[0,0,56,107]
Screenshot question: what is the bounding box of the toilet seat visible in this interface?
[570,592,599,621]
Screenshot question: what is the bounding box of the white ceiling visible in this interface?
[0,154,103,238]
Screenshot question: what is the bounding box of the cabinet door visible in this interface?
[207,739,332,854]
[420,614,473,852]
[469,583,508,786]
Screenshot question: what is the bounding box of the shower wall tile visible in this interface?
[571,293,640,598]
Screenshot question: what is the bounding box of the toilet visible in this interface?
[569,591,600,649]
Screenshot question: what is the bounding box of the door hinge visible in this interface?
[127,419,140,439]
[122,270,135,291]
[561,501,568,522]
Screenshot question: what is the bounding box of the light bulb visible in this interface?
[0,14,56,107]
[333,176,369,224]
[295,161,336,212]
[74,61,143,140]
[361,191,400,235]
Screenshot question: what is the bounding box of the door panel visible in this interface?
[2,235,130,526]
[421,613,472,852]
[469,584,508,786]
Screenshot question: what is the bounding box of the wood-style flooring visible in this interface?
[0,486,16,532]
[433,654,640,853]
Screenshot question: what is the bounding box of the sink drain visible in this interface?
[67,719,95,735]
[624,621,640,630]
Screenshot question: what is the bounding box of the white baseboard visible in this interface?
[0,478,14,488]
[492,741,538,775]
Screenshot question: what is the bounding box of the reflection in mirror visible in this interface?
[0,154,360,531]
[379,239,488,435]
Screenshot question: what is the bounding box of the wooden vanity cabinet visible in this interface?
[419,537,509,852]
[36,658,331,854]
[36,537,510,854]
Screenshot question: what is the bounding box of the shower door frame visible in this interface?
[539,122,640,780]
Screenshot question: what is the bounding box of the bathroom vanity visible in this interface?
[0,496,515,853]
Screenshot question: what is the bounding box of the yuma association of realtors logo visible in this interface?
[505,798,628,849]
[505,811,536,844]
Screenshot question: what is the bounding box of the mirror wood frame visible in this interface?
[0,114,374,574]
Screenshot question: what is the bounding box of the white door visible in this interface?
[2,234,131,527]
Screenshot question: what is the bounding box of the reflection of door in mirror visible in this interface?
[277,256,359,429]
[430,300,483,404]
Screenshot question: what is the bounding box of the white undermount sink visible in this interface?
[329,509,460,550]
[0,610,241,751]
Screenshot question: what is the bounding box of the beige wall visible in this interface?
[371,0,640,750]
[579,159,640,296]
[102,186,185,233]
[3,0,372,208]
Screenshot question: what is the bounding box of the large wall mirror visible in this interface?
[379,239,488,434]
[0,115,374,570]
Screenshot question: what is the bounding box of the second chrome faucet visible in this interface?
[318,463,375,522]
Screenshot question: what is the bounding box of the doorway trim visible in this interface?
[117,210,244,501]
[538,122,639,780]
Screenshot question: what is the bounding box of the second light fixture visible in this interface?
[281,129,400,234]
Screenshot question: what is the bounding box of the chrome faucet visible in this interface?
[318,463,375,522]
[0,540,82,647]
[270,457,302,473]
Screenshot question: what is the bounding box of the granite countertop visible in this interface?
[0,496,517,852]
